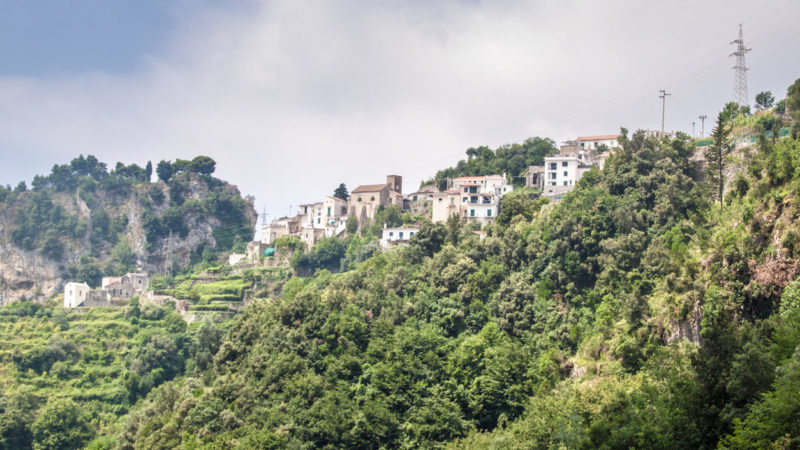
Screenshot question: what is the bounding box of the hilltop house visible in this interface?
[64,273,150,308]
[527,134,617,199]
[432,174,512,224]
[349,175,403,227]
[404,183,438,215]
[261,216,300,245]
[577,134,621,151]
[379,225,420,249]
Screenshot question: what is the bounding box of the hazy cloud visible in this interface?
[1,0,798,221]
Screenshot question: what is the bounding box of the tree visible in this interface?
[755,91,774,111]
[106,237,136,275]
[156,160,173,183]
[145,161,153,182]
[31,398,95,450]
[334,183,349,201]
[190,156,216,176]
[705,111,733,205]
[346,216,358,234]
[788,78,800,120]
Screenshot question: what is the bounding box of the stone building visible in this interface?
[348,175,403,227]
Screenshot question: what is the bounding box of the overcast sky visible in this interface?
[1,0,798,225]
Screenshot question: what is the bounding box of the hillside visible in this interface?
[0,156,257,304]
[1,104,799,449]
[102,123,800,448]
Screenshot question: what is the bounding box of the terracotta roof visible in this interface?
[352,183,388,193]
[577,134,620,141]
[325,195,347,202]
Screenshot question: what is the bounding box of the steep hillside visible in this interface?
[108,125,800,449]
[0,155,256,304]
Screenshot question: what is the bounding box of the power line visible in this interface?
[730,24,751,106]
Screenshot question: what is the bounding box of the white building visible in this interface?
[64,282,91,308]
[322,196,348,227]
[450,174,512,196]
[577,134,621,151]
[228,253,247,266]
[380,225,420,248]
[541,156,594,200]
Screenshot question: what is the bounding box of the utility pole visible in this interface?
[659,89,671,133]
[699,114,707,138]
[692,121,696,138]
[730,24,750,107]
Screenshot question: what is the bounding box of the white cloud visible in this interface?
[1,0,798,221]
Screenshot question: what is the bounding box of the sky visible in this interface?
[1,0,799,226]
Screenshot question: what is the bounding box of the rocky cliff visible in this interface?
[0,158,256,304]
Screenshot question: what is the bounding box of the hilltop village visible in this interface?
[254,133,648,253]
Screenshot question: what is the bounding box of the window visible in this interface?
[317,218,320,224]
[470,209,476,217]
[549,172,556,179]
[470,196,478,203]
[389,232,393,237]
[357,197,362,202]
[370,196,375,201]
[562,161,568,167]
[327,207,331,215]
[399,232,404,239]
[551,182,556,186]
[463,187,469,193]
[413,195,418,201]
[563,181,568,186]
[563,171,568,177]
[410,231,415,237]
[487,209,492,217]
[549,163,557,170]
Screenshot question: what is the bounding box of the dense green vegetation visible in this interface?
[0,301,233,449]
[2,88,800,448]
[433,136,556,189]
[96,111,800,449]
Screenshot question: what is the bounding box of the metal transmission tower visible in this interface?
[730,24,750,107]
[699,115,707,138]
[659,89,671,133]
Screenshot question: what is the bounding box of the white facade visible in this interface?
[380,226,420,248]
[64,282,90,308]
[542,156,594,199]
[577,135,621,151]
[450,174,512,196]
[322,196,348,227]
[228,253,246,266]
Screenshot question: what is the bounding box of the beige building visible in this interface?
[432,190,463,223]
[349,175,403,227]
[261,216,300,245]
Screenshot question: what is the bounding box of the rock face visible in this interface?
[0,176,256,304]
